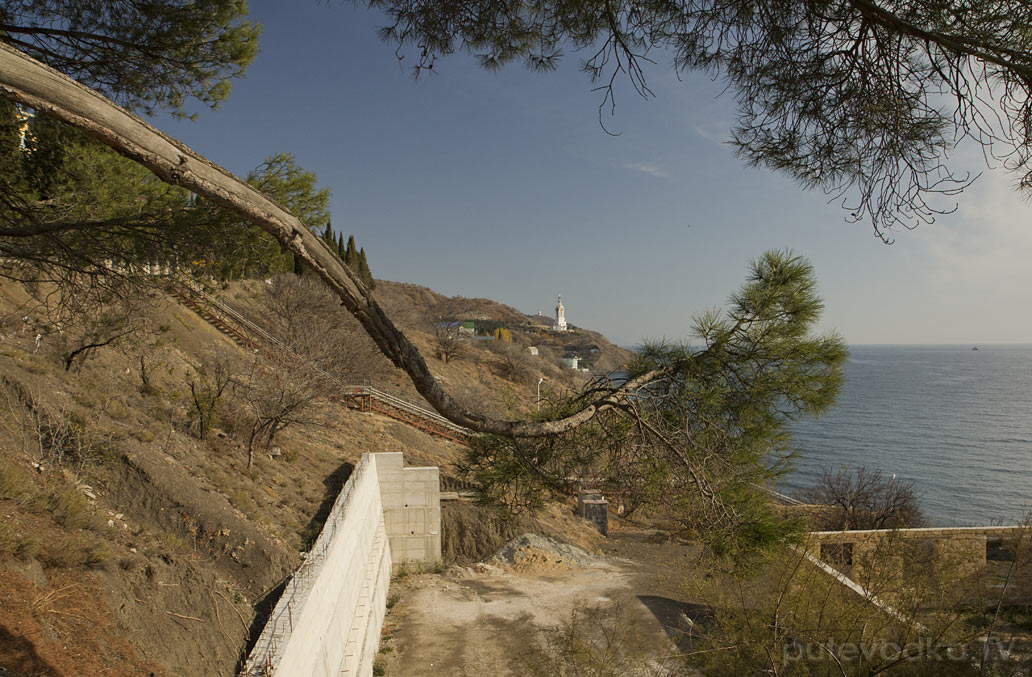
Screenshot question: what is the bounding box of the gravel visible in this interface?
[490,533,602,568]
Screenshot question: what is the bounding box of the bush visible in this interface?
[38,534,109,569]
[0,457,33,502]
[802,466,925,531]
[0,522,37,560]
[48,486,98,530]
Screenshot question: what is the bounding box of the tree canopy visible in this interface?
[0,99,202,275]
[0,0,260,116]
[465,251,846,551]
[0,6,856,553]
[0,108,333,283]
[0,12,852,443]
[247,153,331,231]
[366,0,1032,239]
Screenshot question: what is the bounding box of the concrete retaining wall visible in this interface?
[375,453,441,566]
[243,452,440,676]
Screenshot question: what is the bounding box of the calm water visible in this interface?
[780,345,1032,526]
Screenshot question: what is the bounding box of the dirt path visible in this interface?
[383,527,704,676]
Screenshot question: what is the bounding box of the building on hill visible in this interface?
[15,105,34,149]
[553,293,567,332]
[434,320,475,336]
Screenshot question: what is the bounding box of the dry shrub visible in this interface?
[1,376,112,477]
[38,534,109,570]
[524,601,685,676]
[803,466,925,531]
[48,486,98,530]
[0,456,33,502]
[0,522,37,560]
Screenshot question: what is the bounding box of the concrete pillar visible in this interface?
[582,499,609,536]
[577,489,603,516]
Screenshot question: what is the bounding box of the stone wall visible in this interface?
[806,525,1032,602]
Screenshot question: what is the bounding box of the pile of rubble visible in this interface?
[489,533,601,573]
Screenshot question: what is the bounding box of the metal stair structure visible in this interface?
[168,276,471,446]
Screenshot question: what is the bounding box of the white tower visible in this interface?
[554,293,567,332]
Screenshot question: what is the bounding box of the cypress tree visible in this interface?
[337,233,345,260]
[358,247,375,289]
[344,235,357,268]
[322,222,333,246]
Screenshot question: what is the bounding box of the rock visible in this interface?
[473,563,501,575]
[490,533,600,568]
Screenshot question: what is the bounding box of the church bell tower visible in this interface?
[554,293,567,332]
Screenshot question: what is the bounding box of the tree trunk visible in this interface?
[0,43,656,438]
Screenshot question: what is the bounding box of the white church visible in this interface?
[553,293,567,332]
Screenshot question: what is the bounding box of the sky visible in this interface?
[156,1,1032,347]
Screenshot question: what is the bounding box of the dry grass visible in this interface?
[48,486,99,530]
[37,533,109,570]
[0,456,32,502]
[0,522,37,560]
[0,569,159,677]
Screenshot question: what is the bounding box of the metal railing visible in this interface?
[347,383,468,436]
[243,454,380,675]
[755,484,806,506]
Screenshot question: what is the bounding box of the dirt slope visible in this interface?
[0,274,631,676]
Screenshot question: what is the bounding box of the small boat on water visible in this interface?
[972,346,979,351]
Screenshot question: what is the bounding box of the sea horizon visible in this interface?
[782,344,1032,527]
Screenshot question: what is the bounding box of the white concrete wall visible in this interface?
[243,452,440,677]
[374,453,442,567]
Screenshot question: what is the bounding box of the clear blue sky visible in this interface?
[158,1,1032,347]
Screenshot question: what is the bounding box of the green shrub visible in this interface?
[38,535,81,568]
[37,534,109,570]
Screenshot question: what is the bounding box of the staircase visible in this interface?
[168,277,471,446]
[340,385,469,444]
[171,284,257,350]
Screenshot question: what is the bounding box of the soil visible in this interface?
[381,517,706,676]
[441,501,603,565]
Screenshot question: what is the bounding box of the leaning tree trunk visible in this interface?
[0,43,663,437]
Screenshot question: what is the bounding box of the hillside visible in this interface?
[374,280,632,374]
[0,273,627,676]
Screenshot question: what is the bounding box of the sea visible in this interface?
[778,344,1032,527]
